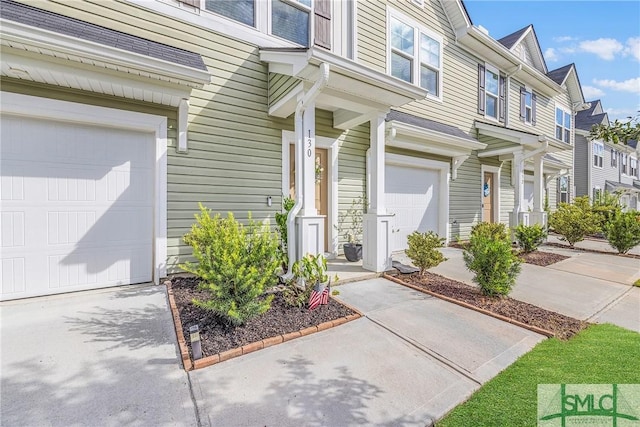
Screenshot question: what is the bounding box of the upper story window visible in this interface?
[478,63,505,122]
[272,0,311,46]
[622,154,628,174]
[205,0,255,26]
[593,142,604,168]
[555,107,571,143]
[520,86,537,125]
[631,157,638,177]
[611,148,618,167]
[388,9,443,100]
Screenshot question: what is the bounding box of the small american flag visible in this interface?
[308,280,330,310]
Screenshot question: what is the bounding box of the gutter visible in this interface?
[284,62,330,279]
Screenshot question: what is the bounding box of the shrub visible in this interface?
[283,254,335,308]
[463,227,521,296]
[275,196,295,269]
[180,205,280,326]
[514,223,547,253]
[471,222,509,241]
[604,210,640,254]
[548,202,600,247]
[592,192,622,231]
[406,231,447,275]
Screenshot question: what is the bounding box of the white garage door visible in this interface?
[385,163,440,252]
[1,114,154,300]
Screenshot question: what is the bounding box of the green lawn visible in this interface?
[437,324,640,427]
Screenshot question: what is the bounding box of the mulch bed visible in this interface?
[171,276,356,359]
[519,250,570,266]
[387,271,588,340]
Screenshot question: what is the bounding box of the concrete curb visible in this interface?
[165,281,364,371]
[382,273,555,338]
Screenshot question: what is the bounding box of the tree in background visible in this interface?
[590,113,639,145]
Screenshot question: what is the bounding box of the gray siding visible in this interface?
[574,134,589,197]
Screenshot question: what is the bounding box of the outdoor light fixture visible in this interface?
[189,325,202,360]
[267,196,272,207]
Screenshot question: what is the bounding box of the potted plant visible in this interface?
[335,196,365,262]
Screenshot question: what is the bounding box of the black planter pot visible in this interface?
[343,243,363,262]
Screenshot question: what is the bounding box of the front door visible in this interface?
[289,145,328,251]
[483,171,495,223]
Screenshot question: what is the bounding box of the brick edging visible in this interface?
[165,281,363,371]
[382,273,555,338]
[165,280,193,371]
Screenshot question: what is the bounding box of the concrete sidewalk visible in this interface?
[402,246,638,331]
[190,278,544,426]
[0,284,197,427]
[546,233,640,256]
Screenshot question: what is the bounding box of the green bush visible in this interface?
[470,222,509,241]
[406,231,447,275]
[463,227,521,296]
[604,210,640,254]
[275,196,295,269]
[283,254,335,308]
[592,192,622,231]
[514,223,547,253]
[548,201,600,247]
[180,205,280,326]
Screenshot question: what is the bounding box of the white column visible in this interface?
[368,113,387,214]
[301,103,317,216]
[533,153,544,212]
[511,151,525,227]
[363,113,393,272]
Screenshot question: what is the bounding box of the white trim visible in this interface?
[1,92,167,285]
[386,120,486,157]
[555,104,572,144]
[385,153,450,242]
[483,62,500,121]
[592,141,604,169]
[386,6,444,102]
[282,130,339,256]
[481,164,501,223]
[177,98,189,153]
[0,19,210,87]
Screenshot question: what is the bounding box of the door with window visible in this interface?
[482,172,495,222]
[289,145,328,251]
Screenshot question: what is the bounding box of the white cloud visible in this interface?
[559,46,576,54]
[605,107,640,122]
[593,77,640,94]
[578,38,624,60]
[623,37,640,61]
[553,36,577,43]
[582,85,606,99]
[544,47,559,62]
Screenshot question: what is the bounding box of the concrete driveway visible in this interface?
[0,284,197,427]
[190,278,544,426]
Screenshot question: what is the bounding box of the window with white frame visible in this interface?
[484,66,499,119]
[559,175,569,203]
[520,86,536,125]
[622,153,628,174]
[593,142,604,168]
[205,0,255,27]
[631,157,638,177]
[555,107,571,143]
[272,0,312,46]
[611,148,617,167]
[478,63,504,121]
[388,10,443,99]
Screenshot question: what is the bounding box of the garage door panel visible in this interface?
[386,163,440,252]
[1,113,154,300]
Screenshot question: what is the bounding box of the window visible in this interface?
[478,64,505,122]
[611,148,618,167]
[205,0,255,27]
[555,107,571,143]
[593,142,603,168]
[631,157,638,177]
[388,10,443,99]
[622,154,628,175]
[520,87,536,125]
[272,0,311,46]
[559,176,569,203]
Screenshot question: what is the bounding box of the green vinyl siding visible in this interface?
[268,73,300,108]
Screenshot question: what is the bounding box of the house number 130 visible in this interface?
[307,131,312,158]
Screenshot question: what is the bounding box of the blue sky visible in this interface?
[463,0,640,122]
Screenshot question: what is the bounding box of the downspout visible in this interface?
[284,63,330,279]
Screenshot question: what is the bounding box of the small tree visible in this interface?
[180,205,280,326]
[589,113,639,145]
[604,211,640,254]
[406,231,447,275]
[514,223,547,253]
[464,223,521,296]
[335,195,366,244]
[549,198,600,247]
[275,196,295,269]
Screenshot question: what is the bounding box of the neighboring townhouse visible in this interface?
[0,0,587,301]
[574,100,640,209]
